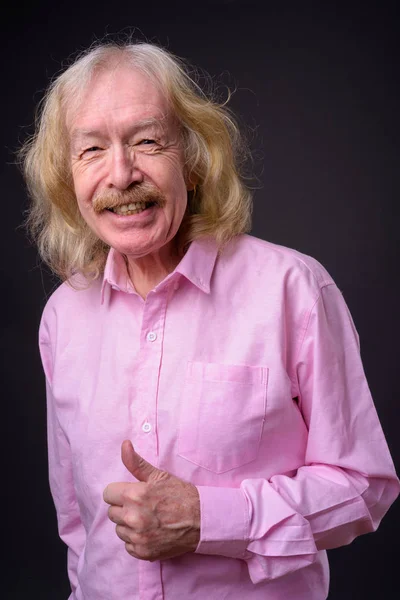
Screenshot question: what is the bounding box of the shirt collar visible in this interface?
[175,237,218,294]
[100,237,219,304]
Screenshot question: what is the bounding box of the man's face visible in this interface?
[68,63,190,260]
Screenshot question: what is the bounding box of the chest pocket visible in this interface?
[178,362,268,473]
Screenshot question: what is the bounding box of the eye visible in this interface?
[138,139,156,145]
[83,146,102,153]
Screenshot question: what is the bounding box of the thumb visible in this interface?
[121,440,166,483]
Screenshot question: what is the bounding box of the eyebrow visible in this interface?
[70,117,168,146]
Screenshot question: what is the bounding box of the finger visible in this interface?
[115,524,133,543]
[107,505,125,525]
[125,542,138,558]
[103,482,131,506]
[125,541,155,562]
[108,504,151,530]
[115,524,148,547]
[121,440,166,483]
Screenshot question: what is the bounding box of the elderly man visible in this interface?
[22,41,398,599]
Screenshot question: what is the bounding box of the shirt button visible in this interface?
[142,422,152,433]
[147,331,157,342]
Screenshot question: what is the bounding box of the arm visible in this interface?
[40,335,86,593]
[195,283,399,582]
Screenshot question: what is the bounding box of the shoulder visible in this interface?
[39,274,102,345]
[220,234,335,293]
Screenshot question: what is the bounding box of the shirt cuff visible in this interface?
[195,486,250,559]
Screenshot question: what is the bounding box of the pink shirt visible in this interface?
[39,234,399,600]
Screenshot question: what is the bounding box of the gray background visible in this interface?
[2,1,398,597]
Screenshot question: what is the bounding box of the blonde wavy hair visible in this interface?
[20,41,253,282]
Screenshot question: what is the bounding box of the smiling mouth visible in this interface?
[107,201,158,215]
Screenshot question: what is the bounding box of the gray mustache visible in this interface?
[93,182,166,213]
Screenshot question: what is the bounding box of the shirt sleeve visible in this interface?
[195,283,400,583]
[40,333,86,594]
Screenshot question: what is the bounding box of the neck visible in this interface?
[125,241,181,299]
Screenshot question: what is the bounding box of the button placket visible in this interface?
[137,288,169,459]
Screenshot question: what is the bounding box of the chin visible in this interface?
[109,238,170,259]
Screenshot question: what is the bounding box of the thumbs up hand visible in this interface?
[103,440,200,562]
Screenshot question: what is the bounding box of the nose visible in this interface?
[106,145,143,190]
